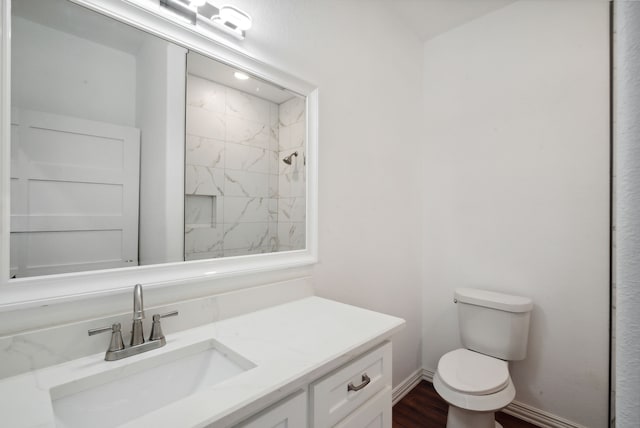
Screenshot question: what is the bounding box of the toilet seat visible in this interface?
[434,348,516,413]
[437,348,509,395]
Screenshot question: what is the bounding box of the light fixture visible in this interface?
[218,5,252,31]
[159,0,252,40]
[234,71,250,80]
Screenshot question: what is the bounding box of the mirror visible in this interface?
[184,52,306,261]
[8,0,307,279]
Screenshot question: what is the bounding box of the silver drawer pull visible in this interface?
[347,374,371,392]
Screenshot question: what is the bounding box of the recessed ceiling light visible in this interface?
[234,71,250,80]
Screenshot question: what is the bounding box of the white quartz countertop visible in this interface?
[0,296,405,428]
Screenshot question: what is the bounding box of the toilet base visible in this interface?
[446,405,503,428]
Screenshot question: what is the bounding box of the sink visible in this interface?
[51,339,255,428]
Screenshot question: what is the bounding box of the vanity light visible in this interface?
[159,0,252,40]
[217,5,252,31]
[234,71,249,80]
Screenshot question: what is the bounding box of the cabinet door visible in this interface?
[334,387,391,428]
[235,390,307,428]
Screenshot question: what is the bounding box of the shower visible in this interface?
[282,151,298,165]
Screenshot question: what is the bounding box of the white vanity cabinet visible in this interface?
[0,297,404,428]
[233,390,308,428]
[333,387,392,428]
[231,341,392,428]
[310,341,392,428]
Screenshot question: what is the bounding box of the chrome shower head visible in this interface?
[283,151,298,165]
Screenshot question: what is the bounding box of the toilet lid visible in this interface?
[437,348,510,396]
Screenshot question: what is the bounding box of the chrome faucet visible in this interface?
[130,283,145,346]
[88,284,178,361]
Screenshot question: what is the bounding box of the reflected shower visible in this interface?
[282,151,298,165]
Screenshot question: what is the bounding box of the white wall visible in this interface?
[421,1,610,426]
[136,37,186,265]
[614,1,640,426]
[11,16,136,127]
[229,0,425,387]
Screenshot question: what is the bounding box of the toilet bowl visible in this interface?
[433,348,515,428]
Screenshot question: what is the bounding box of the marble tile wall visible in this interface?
[185,75,280,259]
[185,75,307,258]
[277,97,306,251]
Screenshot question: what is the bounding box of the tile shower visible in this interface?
[185,74,305,260]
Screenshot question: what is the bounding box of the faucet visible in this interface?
[131,283,145,346]
[88,284,178,361]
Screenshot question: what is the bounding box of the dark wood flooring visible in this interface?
[392,381,539,428]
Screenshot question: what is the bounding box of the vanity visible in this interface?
[0,295,404,427]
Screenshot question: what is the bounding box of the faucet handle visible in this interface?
[88,323,125,353]
[149,311,179,342]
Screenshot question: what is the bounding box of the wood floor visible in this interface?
[392,381,539,428]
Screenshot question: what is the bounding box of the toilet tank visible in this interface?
[455,288,533,361]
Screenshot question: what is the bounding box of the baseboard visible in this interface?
[392,368,424,405]
[502,401,587,428]
[394,368,586,428]
[422,368,434,382]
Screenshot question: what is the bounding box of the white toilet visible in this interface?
[433,288,533,428]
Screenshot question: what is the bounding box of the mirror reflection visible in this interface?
[184,52,306,260]
[9,0,306,279]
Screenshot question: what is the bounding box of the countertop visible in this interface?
[0,296,405,427]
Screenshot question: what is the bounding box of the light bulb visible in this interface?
[234,71,249,80]
[218,5,252,31]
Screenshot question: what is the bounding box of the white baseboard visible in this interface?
[502,401,587,428]
[393,368,586,428]
[392,368,424,405]
[422,368,434,382]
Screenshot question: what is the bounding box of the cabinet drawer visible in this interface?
[334,386,392,428]
[311,341,392,427]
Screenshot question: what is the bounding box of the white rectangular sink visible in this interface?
[51,339,255,428]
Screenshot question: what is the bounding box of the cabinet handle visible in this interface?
[347,373,371,392]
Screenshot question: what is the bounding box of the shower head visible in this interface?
[283,151,299,165]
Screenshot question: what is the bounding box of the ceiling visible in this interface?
[187,51,297,104]
[389,0,515,42]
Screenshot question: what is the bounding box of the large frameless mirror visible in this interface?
[7,0,308,281]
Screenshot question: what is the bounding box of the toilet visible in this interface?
[433,288,533,428]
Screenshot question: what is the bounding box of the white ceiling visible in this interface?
[187,51,298,104]
[389,0,515,42]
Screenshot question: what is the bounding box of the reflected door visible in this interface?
[10,109,140,278]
